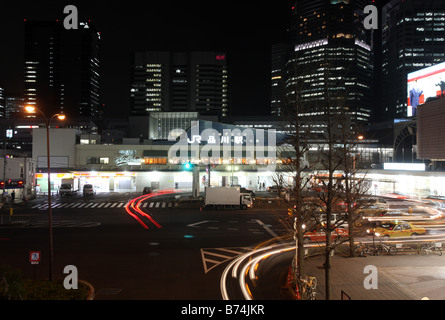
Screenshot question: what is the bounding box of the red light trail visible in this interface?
[124,189,178,229]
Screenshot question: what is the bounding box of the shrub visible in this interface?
[0,265,89,300]
[0,265,25,300]
[22,279,89,300]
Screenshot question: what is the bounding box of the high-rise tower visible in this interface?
[24,20,101,118]
[131,51,229,118]
[271,43,290,117]
[286,0,373,124]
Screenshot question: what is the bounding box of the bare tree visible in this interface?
[279,75,317,282]
[310,81,373,299]
[337,115,372,257]
[281,47,374,298]
[271,170,286,197]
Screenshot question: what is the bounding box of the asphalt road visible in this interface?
[0,192,289,300]
[3,192,445,302]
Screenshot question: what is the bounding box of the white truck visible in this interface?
[204,186,253,210]
[59,178,79,196]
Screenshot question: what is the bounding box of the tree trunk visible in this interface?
[325,238,332,300]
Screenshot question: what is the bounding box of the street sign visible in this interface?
[29,251,41,265]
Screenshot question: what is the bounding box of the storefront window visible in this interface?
[144,158,167,165]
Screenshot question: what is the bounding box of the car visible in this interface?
[373,221,426,238]
[267,185,287,193]
[385,193,408,199]
[357,205,388,217]
[302,226,349,243]
[143,187,152,195]
[82,184,96,196]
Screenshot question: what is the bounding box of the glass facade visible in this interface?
[286,0,373,125]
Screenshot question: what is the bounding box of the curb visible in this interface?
[79,280,95,300]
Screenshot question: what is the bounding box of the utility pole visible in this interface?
[192,165,199,198]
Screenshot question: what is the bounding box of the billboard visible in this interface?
[407,62,445,117]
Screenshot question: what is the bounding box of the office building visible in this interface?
[286,0,373,124]
[24,20,101,118]
[5,96,25,119]
[130,51,229,118]
[381,0,445,119]
[271,43,290,117]
[0,86,4,118]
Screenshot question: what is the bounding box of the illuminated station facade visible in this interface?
[21,115,445,200]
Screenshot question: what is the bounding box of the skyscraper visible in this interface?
[286,0,373,124]
[130,51,229,118]
[381,0,445,119]
[24,20,101,118]
[271,43,290,117]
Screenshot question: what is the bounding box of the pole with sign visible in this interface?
[29,251,40,280]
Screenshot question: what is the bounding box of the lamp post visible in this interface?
[25,105,65,281]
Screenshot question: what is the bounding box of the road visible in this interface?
[219,194,445,300]
[0,191,289,300]
[2,192,445,301]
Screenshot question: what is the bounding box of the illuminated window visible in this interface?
[144,158,167,165]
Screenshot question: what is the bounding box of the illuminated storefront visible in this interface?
[35,171,138,194]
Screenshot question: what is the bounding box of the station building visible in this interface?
[30,117,436,199]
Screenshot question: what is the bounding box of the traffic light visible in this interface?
[184,161,193,170]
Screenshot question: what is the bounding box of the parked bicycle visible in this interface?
[376,241,397,255]
[356,242,376,256]
[420,242,442,256]
[296,275,317,300]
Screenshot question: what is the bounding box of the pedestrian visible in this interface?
[11,190,15,203]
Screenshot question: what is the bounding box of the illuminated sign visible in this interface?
[187,135,243,145]
[407,62,445,117]
[354,39,371,51]
[295,38,328,52]
[216,54,226,61]
[168,121,277,172]
[115,150,141,166]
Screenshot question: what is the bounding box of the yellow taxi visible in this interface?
[374,221,426,238]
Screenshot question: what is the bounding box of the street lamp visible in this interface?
[25,105,65,281]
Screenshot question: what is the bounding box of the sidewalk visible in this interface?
[301,254,445,300]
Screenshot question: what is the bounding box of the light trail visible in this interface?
[221,233,445,300]
[124,189,179,229]
[220,243,294,300]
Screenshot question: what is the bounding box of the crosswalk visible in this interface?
[30,201,177,210]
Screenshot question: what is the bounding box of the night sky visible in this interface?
[0,0,294,118]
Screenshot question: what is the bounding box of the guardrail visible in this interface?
[301,239,443,257]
